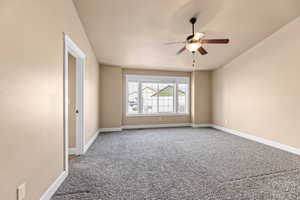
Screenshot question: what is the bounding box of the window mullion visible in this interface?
[138,81,142,114]
[174,82,178,113]
[157,83,159,113]
[187,82,190,114]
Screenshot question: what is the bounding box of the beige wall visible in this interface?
[0,1,100,200]
[99,67,214,127]
[99,66,192,127]
[191,71,212,124]
[123,68,191,77]
[212,16,300,149]
[123,115,191,126]
[68,54,76,148]
[101,65,212,128]
[100,65,123,128]
[122,68,191,125]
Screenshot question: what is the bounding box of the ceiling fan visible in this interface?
[167,17,229,55]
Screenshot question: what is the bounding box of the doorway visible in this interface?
[64,34,86,172]
[68,54,78,158]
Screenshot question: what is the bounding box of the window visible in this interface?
[142,82,158,114]
[178,83,188,113]
[126,75,189,115]
[127,81,139,114]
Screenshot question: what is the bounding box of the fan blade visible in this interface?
[201,39,229,44]
[165,41,185,45]
[176,47,186,55]
[198,46,208,55]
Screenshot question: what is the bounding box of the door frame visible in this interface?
[63,34,86,172]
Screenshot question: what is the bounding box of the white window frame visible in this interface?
[126,75,190,116]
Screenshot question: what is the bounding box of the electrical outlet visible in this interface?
[17,183,26,200]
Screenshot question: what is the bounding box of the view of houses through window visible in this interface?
[127,75,189,115]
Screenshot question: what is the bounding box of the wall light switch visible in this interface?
[17,183,26,200]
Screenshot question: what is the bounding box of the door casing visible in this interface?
[63,34,86,172]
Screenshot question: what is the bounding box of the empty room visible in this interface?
[2,0,300,199]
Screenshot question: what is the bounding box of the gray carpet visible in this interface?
[52,128,300,200]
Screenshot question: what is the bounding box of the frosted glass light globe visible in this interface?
[186,42,201,52]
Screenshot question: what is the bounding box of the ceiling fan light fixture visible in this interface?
[169,17,229,56]
[194,32,205,40]
[186,42,202,52]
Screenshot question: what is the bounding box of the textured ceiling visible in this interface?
[74,0,300,71]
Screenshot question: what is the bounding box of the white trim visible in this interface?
[104,123,300,156]
[126,74,189,83]
[212,125,300,156]
[64,34,86,173]
[127,113,190,117]
[76,56,85,155]
[100,123,212,131]
[68,148,78,155]
[184,81,190,114]
[174,83,178,113]
[64,35,86,58]
[125,75,190,116]
[40,129,100,199]
[39,171,68,200]
[138,81,142,114]
[100,128,123,133]
[122,123,191,130]
[191,124,213,128]
[84,129,101,153]
[39,123,300,200]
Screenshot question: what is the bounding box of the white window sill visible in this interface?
[126,113,190,117]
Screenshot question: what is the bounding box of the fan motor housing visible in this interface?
[186,34,194,41]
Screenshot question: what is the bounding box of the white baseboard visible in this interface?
[39,124,300,200]
[101,123,212,131]
[122,123,191,130]
[68,148,78,155]
[84,129,100,153]
[191,124,213,128]
[99,127,123,133]
[39,129,100,200]
[99,123,300,156]
[212,125,300,156]
[40,171,68,200]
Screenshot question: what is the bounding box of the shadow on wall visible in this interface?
[170,0,223,35]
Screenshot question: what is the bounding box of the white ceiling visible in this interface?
[74,0,300,71]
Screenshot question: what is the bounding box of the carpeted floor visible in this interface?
[52,128,300,200]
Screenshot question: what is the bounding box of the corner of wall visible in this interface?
[191,70,213,125]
